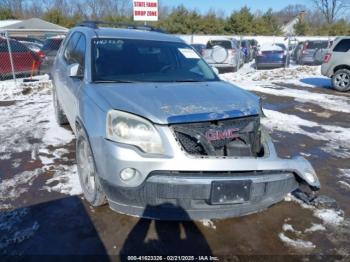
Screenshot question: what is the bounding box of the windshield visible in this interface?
[275,43,287,50]
[206,40,233,49]
[307,41,329,49]
[92,38,218,83]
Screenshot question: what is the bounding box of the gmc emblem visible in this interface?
[205,128,240,141]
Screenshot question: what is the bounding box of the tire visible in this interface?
[76,126,107,206]
[52,87,69,125]
[332,69,350,92]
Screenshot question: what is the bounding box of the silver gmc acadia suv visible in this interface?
[51,22,320,220]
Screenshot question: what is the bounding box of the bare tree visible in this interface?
[0,0,25,17]
[274,4,307,24]
[311,0,350,24]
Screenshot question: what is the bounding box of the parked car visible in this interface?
[19,41,42,53]
[255,43,289,69]
[240,39,254,62]
[39,37,64,75]
[321,36,350,92]
[202,38,244,72]
[0,38,41,78]
[248,39,259,58]
[297,40,331,65]
[11,36,44,47]
[191,43,206,55]
[292,41,304,62]
[51,22,320,220]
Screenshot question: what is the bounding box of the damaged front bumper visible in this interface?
[93,128,320,220]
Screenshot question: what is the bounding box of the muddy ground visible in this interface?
[0,66,349,260]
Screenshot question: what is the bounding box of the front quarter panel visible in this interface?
[78,85,108,173]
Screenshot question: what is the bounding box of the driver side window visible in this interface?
[64,32,81,64]
[63,32,86,77]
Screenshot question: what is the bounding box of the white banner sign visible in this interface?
[133,0,158,21]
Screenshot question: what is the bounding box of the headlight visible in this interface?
[106,110,164,154]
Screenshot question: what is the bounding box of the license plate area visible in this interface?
[210,180,252,205]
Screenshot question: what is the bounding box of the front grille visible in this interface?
[171,116,261,157]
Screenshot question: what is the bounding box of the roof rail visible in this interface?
[76,21,167,33]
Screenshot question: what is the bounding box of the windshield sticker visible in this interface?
[178,48,200,59]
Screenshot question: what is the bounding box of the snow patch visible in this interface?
[262,109,350,158]
[43,165,82,196]
[42,103,74,147]
[339,169,350,179]
[221,66,350,114]
[0,169,42,202]
[200,219,216,229]
[304,223,326,233]
[282,224,301,234]
[279,233,316,249]
[314,209,344,226]
[285,194,345,228]
[337,181,350,191]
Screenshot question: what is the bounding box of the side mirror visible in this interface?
[68,63,82,78]
[212,66,219,75]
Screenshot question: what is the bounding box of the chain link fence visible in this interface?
[0,29,66,100]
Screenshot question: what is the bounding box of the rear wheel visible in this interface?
[76,126,107,206]
[53,87,69,125]
[332,69,350,92]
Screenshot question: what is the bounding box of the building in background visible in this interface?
[0,18,67,39]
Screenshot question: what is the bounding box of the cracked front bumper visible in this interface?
[92,128,320,220]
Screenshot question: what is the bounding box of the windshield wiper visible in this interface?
[94,80,136,83]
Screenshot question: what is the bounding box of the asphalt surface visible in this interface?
[0,65,349,260]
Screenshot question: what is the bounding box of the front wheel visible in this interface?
[76,127,107,206]
[332,69,350,92]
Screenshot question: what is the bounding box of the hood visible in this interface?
[88,81,260,124]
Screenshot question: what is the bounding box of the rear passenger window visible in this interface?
[333,39,350,52]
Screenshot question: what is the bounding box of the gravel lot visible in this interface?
[0,64,349,259]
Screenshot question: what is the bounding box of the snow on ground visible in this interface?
[200,219,216,229]
[221,65,350,114]
[262,109,350,158]
[339,169,350,178]
[314,209,345,226]
[304,223,326,233]
[284,194,346,227]
[282,224,301,234]
[0,78,80,201]
[281,194,346,251]
[0,169,42,209]
[43,165,82,196]
[0,75,51,101]
[278,232,316,250]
